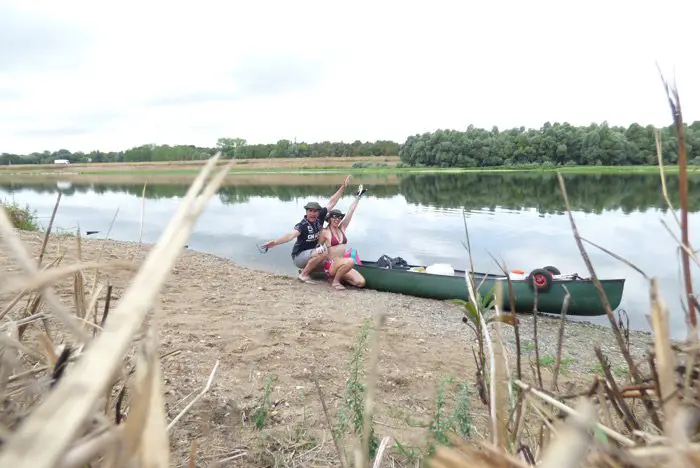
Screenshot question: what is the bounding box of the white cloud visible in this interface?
[1,0,698,154]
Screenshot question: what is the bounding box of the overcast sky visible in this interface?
[1,0,698,154]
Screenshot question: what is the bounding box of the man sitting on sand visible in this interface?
[260,175,351,283]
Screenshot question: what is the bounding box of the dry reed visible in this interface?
[424,71,700,467]
[0,152,234,467]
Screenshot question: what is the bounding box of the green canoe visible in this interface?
[311,259,625,317]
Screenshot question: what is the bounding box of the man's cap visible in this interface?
[304,201,322,210]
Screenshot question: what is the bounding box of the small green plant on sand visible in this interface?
[335,318,379,460]
[613,365,630,378]
[538,354,576,375]
[1,199,39,231]
[252,374,275,429]
[390,375,473,463]
[538,355,555,367]
[428,375,473,454]
[393,440,423,463]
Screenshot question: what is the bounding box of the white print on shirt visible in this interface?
[306,225,319,241]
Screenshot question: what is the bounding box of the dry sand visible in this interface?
[0,230,655,467]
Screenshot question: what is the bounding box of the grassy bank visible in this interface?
[0,155,698,178]
[0,156,400,174]
[0,198,39,231]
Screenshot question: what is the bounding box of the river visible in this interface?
[1,171,698,339]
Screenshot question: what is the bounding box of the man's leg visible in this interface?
[293,249,327,282]
[300,250,328,280]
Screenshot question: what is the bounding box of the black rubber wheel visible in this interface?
[542,265,561,275]
[528,268,553,293]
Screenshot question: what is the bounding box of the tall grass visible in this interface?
[1,198,40,231]
[424,71,700,467]
[0,153,233,468]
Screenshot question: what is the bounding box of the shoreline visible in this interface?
[0,156,696,179]
[1,230,656,466]
[1,230,656,356]
[4,227,655,340]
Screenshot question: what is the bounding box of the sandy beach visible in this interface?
[0,230,655,466]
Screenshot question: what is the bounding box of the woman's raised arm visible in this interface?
[341,185,366,229]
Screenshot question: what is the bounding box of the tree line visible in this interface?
[2,121,699,167]
[398,122,700,167]
[3,172,699,214]
[0,138,401,165]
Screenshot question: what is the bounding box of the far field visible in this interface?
[0,156,400,174]
[0,156,696,180]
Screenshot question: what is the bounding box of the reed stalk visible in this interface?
[0,153,233,468]
[423,71,700,468]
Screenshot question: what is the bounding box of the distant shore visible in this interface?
[0,156,695,179]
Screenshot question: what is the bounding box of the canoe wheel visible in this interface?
[528,268,553,293]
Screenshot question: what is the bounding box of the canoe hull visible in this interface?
[312,260,625,317]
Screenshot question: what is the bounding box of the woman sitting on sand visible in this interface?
[317,186,366,290]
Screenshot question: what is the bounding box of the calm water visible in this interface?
[1,172,699,340]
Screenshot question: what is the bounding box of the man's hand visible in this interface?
[261,229,300,251]
[327,176,352,211]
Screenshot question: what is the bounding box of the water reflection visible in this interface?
[2,171,699,213]
[1,172,698,340]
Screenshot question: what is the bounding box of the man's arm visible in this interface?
[262,229,300,249]
[325,174,352,211]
